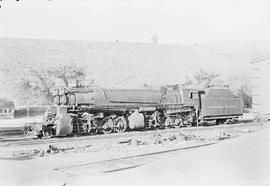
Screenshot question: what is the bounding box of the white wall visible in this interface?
[251,59,270,116]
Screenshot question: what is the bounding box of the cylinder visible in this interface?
[60,95,67,105]
[55,107,73,135]
[128,110,145,129]
[68,94,76,105]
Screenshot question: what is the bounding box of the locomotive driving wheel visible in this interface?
[164,117,173,128]
[101,117,114,134]
[174,117,183,128]
[181,117,192,128]
[115,117,127,133]
[42,129,53,138]
[186,121,193,128]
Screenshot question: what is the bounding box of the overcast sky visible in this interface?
[0,0,270,44]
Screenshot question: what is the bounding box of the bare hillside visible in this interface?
[0,38,270,93]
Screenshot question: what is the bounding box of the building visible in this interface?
[250,56,270,119]
[0,98,15,119]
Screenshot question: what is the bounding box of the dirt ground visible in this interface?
[76,125,270,186]
[0,121,269,186]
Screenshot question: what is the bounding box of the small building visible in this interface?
[250,56,270,119]
[0,98,15,119]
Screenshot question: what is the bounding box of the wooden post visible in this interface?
[27,107,30,118]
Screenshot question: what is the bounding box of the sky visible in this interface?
[0,0,270,44]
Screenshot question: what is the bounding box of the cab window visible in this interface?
[189,92,198,99]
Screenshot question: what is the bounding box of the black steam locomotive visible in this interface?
[27,84,243,138]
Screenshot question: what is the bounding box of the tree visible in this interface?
[237,83,252,108]
[183,69,221,89]
[226,72,252,109]
[52,63,86,87]
[143,83,152,89]
[23,67,56,104]
[183,76,193,87]
[1,63,87,105]
[192,69,220,88]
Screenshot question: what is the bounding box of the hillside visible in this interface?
[1,38,270,103]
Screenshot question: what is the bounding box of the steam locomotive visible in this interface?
[30,84,243,138]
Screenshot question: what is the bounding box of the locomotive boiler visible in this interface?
[31,85,243,138]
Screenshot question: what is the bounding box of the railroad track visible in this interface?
[53,141,217,174]
[0,121,266,147]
